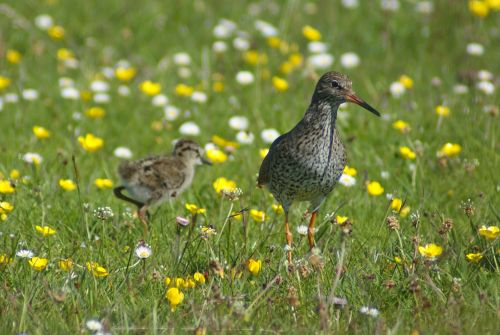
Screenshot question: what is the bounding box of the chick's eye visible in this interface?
[331,80,340,88]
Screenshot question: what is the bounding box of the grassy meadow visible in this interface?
[0,0,499,334]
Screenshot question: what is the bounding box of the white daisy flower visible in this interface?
[191,91,207,104]
[59,77,74,88]
[229,116,249,130]
[22,89,39,101]
[389,82,406,98]
[380,171,390,179]
[381,0,400,11]
[164,105,180,121]
[152,94,169,107]
[415,1,433,14]
[34,14,53,30]
[173,52,191,66]
[114,147,133,159]
[341,0,359,8]
[61,87,80,100]
[0,97,3,112]
[308,41,328,54]
[360,306,380,317]
[117,85,130,96]
[466,43,484,56]
[477,81,494,95]
[85,319,103,332]
[101,67,115,79]
[307,54,334,70]
[213,41,228,53]
[236,131,254,144]
[93,93,110,104]
[23,152,43,165]
[177,67,192,79]
[16,249,34,258]
[233,37,250,51]
[339,173,356,187]
[261,129,280,143]
[453,84,469,95]
[254,20,278,37]
[4,93,19,103]
[340,52,360,69]
[179,121,200,136]
[90,80,109,93]
[213,24,232,39]
[296,225,308,235]
[134,243,152,259]
[477,70,493,81]
[235,71,255,85]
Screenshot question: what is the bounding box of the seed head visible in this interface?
[386,215,400,230]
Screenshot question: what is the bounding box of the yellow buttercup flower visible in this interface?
[231,211,243,220]
[250,209,266,222]
[394,256,402,264]
[336,216,348,224]
[0,201,14,214]
[367,181,384,196]
[10,169,20,180]
[435,105,450,117]
[400,206,410,218]
[247,259,262,275]
[212,135,239,149]
[465,253,483,263]
[35,225,56,237]
[418,243,443,259]
[6,49,22,64]
[259,148,269,159]
[487,0,500,9]
[302,25,321,41]
[193,272,206,284]
[0,254,13,265]
[212,81,224,92]
[206,148,228,164]
[94,178,113,189]
[185,203,206,215]
[115,66,137,81]
[392,120,411,133]
[399,146,416,160]
[29,257,49,271]
[165,287,184,311]
[78,133,104,152]
[58,259,73,271]
[343,166,357,177]
[272,76,289,92]
[243,50,268,66]
[57,48,74,61]
[213,177,237,194]
[140,80,161,96]
[478,226,499,240]
[59,179,76,191]
[85,107,106,119]
[0,76,11,91]
[48,25,65,39]
[437,143,461,158]
[174,83,194,97]
[86,262,109,277]
[267,36,281,48]
[272,204,284,215]
[399,75,413,89]
[33,126,51,139]
[469,0,490,17]
[0,180,15,194]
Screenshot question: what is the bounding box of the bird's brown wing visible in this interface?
[257,134,286,187]
[138,157,186,190]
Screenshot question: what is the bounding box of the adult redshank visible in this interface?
[258,71,380,264]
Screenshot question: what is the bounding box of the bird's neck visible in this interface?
[301,100,340,128]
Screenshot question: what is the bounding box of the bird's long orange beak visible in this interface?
[346,92,380,117]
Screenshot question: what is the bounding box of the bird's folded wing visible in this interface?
[140,158,186,190]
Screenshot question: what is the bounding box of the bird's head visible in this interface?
[313,71,380,117]
[173,139,212,166]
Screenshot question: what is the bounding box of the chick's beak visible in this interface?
[201,157,212,165]
[345,91,381,117]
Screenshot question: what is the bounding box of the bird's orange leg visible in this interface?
[308,211,318,250]
[284,212,293,265]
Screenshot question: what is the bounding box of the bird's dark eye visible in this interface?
[331,80,340,88]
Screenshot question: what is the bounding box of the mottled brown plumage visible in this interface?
[258,71,380,265]
[114,139,211,233]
